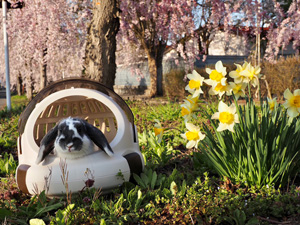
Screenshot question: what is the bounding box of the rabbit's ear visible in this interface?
[84,121,114,157]
[36,125,59,164]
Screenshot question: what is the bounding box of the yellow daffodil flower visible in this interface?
[211,101,239,132]
[154,119,165,143]
[267,97,277,113]
[181,123,205,149]
[204,60,227,86]
[29,219,46,225]
[283,89,300,117]
[185,70,205,98]
[181,103,193,122]
[229,62,248,83]
[239,62,261,87]
[229,82,247,99]
[208,79,231,99]
[186,95,199,105]
[181,95,199,121]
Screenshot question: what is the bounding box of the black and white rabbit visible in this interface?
[35,117,114,164]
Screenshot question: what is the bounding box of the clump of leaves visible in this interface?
[138,131,182,169]
[1,190,63,224]
[0,152,17,176]
[0,104,25,156]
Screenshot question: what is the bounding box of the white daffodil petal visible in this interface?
[221,78,227,86]
[215,61,223,72]
[206,68,212,74]
[186,140,196,149]
[227,123,235,132]
[229,71,238,78]
[287,107,299,118]
[234,114,240,123]
[204,79,214,86]
[186,122,197,131]
[218,101,228,112]
[229,103,236,114]
[199,132,206,140]
[211,112,219,120]
[282,101,290,109]
[192,70,201,77]
[217,123,227,132]
[294,89,300,96]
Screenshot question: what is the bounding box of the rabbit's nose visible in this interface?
[67,143,73,151]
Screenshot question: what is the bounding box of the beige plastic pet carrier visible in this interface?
[16,78,144,196]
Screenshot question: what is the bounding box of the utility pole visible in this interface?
[2,0,11,110]
[1,0,24,111]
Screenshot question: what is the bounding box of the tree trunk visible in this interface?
[16,72,22,96]
[84,0,120,90]
[40,48,47,90]
[26,76,33,101]
[146,43,165,97]
[147,55,157,97]
[156,49,164,96]
[25,59,34,101]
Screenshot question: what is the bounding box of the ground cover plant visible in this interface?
[0,73,300,224]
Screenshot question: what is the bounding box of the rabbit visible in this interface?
[35,117,114,164]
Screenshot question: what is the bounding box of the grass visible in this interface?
[0,97,300,224]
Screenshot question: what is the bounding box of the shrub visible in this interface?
[262,56,300,99]
[163,69,187,100]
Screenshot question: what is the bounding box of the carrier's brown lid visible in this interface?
[18,78,135,136]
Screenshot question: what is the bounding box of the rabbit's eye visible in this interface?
[76,127,83,135]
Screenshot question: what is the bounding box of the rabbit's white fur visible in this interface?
[54,118,94,159]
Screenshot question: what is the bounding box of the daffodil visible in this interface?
[181,103,194,122]
[283,89,300,117]
[229,62,248,83]
[185,70,205,98]
[211,101,239,132]
[229,82,247,99]
[154,119,165,143]
[204,60,227,86]
[208,79,231,99]
[267,97,277,113]
[29,219,46,225]
[239,62,261,87]
[181,95,199,121]
[186,94,199,106]
[181,123,205,149]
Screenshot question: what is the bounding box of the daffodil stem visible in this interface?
[247,83,251,101]
[258,78,263,108]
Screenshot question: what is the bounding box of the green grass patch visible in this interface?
[0,98,299,224]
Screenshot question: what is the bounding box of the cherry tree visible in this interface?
[118,0,197,97]
[265,0,300,61]
[0,0,91,99]
[194,0,228,56]
[117,0,279,97]
[215,0,287,65]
